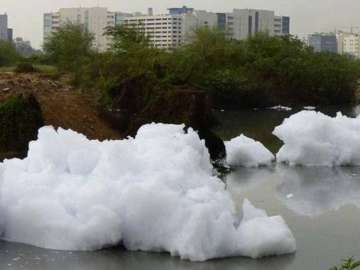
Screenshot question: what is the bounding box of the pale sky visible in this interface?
[1,0,360,49]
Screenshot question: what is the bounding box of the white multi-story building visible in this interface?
[120,8,219,49]
[0,14,13,42]
[44,6,290,50]
[227,9,275,40]
[0,14,8,41]
[44,7,121,51]
[120,7,290,49]
[337,31,360,58]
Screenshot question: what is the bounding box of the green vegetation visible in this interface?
[330,257,360,270]
[15,62,38,73]
[0,64,58,76]
[43,23,94,84]
[0,37,58,76]
[167,28,360,107]
[0,40,19,67]
[41,24,360,109]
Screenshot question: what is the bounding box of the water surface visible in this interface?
[2,107,360,270]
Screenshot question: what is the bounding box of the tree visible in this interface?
[104,25,165,78]
[0,40,19,67]
[105,25,149,54]
[43,23,94,72]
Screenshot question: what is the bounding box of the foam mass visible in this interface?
[274,111,360,166]
[225,135,274,167]
[0,124,295,261]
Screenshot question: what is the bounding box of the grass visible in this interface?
[0,66,15,72]
[35,64,57,74]
[0,64,59,79]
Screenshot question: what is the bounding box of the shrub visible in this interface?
[15,62,38,73]
[0,40,19,67]
[43,23,94,73]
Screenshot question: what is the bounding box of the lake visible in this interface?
[1,106,360,270]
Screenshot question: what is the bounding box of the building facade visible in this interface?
[44,6,290,50]
[0,14,8,41]
[337,32,360,58]
[120,7,290,49]
[308,33,338,53]
[7,28,13,42]
[44,7,118,51]
[119,7,219,49]
[14,37,37,56]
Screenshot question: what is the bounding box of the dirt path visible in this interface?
[0,72,122,141]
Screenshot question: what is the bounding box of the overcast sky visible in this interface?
[1,0,360,49]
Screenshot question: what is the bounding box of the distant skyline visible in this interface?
[2,0,360,49]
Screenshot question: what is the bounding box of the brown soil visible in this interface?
[0,72,122,141]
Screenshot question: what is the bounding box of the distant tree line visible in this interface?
[17,23,360,108]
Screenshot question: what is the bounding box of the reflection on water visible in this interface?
[277,166,360,217]
[226,167,276,195]
[0,240,295,270]
[226,165,360,270]
[227,165,360,217]
[3,107,360,270]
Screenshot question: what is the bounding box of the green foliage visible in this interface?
[330,257,360,270]
[43,23,94,76]
[74,25,171,103]
[45,25,360,108]
[103,25,166,78]
[15,62,38,73]
[105,25,150,54]
[168,31,360,107]
[0,40,19,67]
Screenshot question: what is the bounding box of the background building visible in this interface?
[44,6,290,50]
[14,37,38,56]
[228,9,275,40]
[308,33,338,53]
[337,31,360,58]
[119,7,219,49]
[0,14,13,42]
[44,7,117,51]
[7,28,13,42]
[120,7,290,49]
[0,14,8,41]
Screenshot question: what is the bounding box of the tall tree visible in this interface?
[43,23,94,72]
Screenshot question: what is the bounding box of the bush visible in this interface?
[43,23,94,74]
[15,62,38,73]
[43,25,360,108]
[0,40,19,67]
[165,31,360,107]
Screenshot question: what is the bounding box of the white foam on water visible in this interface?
[0,124,296,261]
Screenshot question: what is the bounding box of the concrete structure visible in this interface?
[227,9,275,40]
[44,6,290,50]
[120,7,290,49]
[337,31,360,58]
[0,14,13,42]
[44,7,119,51]
[7,28,13,42]
[14,37,36,56]
[308,33,338,53]
[120,8,218,49]
[274,16,290,35]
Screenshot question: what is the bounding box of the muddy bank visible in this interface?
[0,73,224,161]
